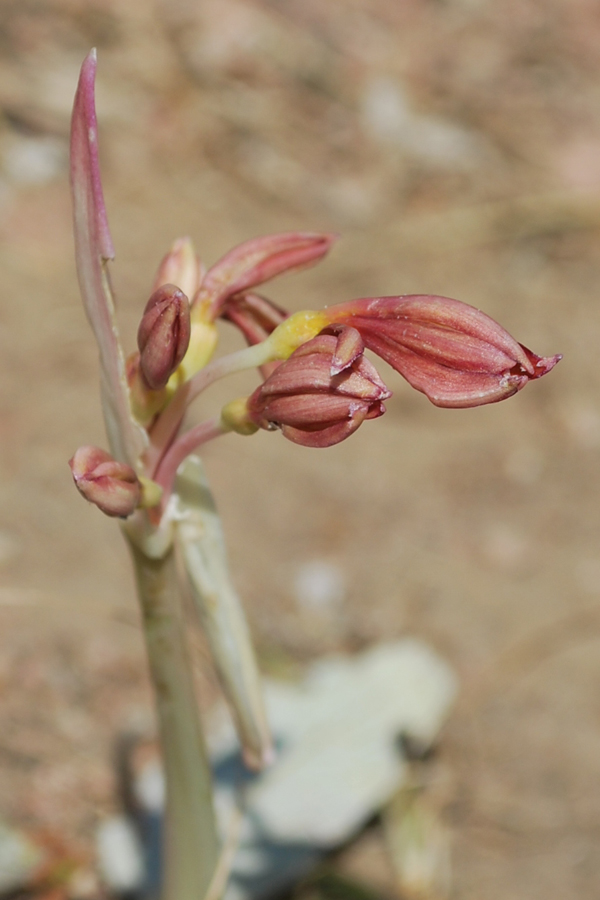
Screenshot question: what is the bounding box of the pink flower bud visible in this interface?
[221,293,288,346]
[69,445,141,518]
[221,292,289,379]
[247,327,391,447]
[152,237,204,300]
[137,284,191,390]
[198,231,338,319]
[324,295,561,408]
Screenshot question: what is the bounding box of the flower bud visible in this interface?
[221,293,289,379]
[247,327,391,447]
[197,231,338,319]
[137,284,191,390]
[152,237,204,300]
[324,295,561,408]
[221,293,288,346]
[69,445,141,518]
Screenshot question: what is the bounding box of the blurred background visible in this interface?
[0,0,599,897]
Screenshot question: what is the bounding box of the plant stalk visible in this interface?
[127,536,220,900]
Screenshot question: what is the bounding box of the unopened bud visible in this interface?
[221,291,287,342]
[221,397,259,436]
[69,446,140,518]
[247,327,391,447]
[197,231,338,319]
[152,237,204,301]
[137,284,191,390]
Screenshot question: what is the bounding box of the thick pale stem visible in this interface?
[127,537,220,900]
[147,342,274,477]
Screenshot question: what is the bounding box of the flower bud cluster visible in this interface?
[69,138,561,516]
[246,326,391,447]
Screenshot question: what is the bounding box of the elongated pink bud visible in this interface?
[221,293,288,346]
[221,293,289,379]
[324,295,561,408]
[137,284,191,390]
[152,237,205,300]
[198,232,338,319]
[69,445,141,518]
[247,327,391,447]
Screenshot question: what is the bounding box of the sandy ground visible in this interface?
[2,0,600,897]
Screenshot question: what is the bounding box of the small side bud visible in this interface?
[152,237,204,300]
[220,397,259,436]
[69,446,141,518]
[137,284,191,390]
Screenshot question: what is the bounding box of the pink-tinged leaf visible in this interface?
[198,232,338,319]
[70,50,146,464]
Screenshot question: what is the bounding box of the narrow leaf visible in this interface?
[174,456,273,770]
[70,50,146,464]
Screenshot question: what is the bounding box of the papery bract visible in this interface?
[247,327,391,447]
[69,445,141,518]
[323,295,561,408]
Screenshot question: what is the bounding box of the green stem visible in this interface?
[127,537,220,900]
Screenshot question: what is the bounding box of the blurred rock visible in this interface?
[101,640,456,900]
[383,777,451,900]
[0,819,44,895]
[96,816,145,895]
[293,559,345,614]
[360,76,484,170]
[2,134,66,186]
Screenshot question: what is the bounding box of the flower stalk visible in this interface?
[126,538,220,900]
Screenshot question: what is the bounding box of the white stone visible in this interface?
[0,821,43,894]
[96,816,145,893]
